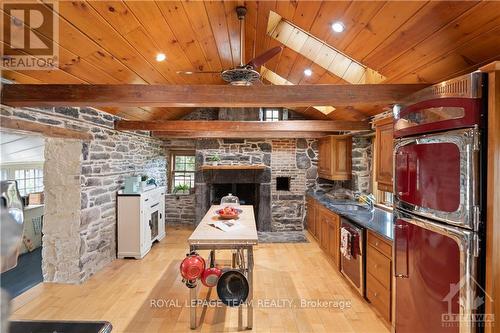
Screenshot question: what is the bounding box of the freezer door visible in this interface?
[394,128,480,230]
[394,210,480,333]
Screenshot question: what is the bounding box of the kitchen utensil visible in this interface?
[215,207,243,219]
[201,250,222,287]
[216,270,249,307]
[180,252,205,280]
[220,193,240,206]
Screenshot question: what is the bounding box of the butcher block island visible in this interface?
[187,205,258,330]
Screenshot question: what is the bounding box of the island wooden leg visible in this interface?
[247,246,254,329]
[190,245,197,329]
[190,286,197,329]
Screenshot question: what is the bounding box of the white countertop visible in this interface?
[188,205,258,245]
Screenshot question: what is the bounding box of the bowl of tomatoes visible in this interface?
[215,206,243,219]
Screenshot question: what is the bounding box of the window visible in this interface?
[382,191,394,206]
[0,164,44,196]
[264,109,280,122]
[169,151,195,192]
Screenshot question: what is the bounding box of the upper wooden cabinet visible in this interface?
[375,118,394,192]
[318,135,352,180]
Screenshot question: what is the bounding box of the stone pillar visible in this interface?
[42,138,82,283]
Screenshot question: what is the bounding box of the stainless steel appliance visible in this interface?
[393,72,487,332]
[340,217,365,296]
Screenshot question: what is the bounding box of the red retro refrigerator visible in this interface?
[393,72,488,332]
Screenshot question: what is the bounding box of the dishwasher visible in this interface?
[340,217,365,296]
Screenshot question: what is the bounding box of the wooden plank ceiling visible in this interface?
[1,1,499,122]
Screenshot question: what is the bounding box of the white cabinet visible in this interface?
[117,186,166,259]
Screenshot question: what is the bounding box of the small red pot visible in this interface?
[180,252,205,280]
[201,250,222,287]
[201,267,222,287]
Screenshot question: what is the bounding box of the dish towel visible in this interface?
[340,227,352,260]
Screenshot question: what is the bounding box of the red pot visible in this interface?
[201,250,222,287]
[180,252,205,280]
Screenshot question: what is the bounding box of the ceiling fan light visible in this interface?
[331,21,345,33]
[304,68,312,76]
[156,53,166,62]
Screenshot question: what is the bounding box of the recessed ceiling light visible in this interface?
[156,53,166,62]
[331,21,345,33]
[304,68,312,76]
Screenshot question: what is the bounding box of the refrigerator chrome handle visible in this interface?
[394,222,409,278]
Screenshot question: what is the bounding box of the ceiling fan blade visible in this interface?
[176,71,221,75]
[246,46,283,69]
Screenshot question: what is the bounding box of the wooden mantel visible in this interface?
[1,83,429,108]
[199,165,266,171]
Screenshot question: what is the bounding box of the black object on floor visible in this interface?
[0,247,43,298]
[9,320,112,333]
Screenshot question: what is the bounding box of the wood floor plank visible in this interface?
[9,226,389,332]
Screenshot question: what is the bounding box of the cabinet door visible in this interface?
[318,137,332,177]
[375,118,394,192]
[319,210,328,250]
[331,135,352,180]
[306,199,316,238]
[327,214,340,269]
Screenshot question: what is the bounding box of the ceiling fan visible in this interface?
[176,6,283,86]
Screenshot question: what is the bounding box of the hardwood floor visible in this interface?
[10,226,389,333]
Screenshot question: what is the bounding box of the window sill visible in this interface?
[166,192,193,197]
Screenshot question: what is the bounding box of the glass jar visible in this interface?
[220,193,240,206]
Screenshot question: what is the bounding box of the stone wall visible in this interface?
[42,138,82,283]
[165,194,196,225]
[351,136,372,194]
[194,138,316,231]
[1,105,166,283]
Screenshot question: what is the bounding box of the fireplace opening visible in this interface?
[210,183,259,220]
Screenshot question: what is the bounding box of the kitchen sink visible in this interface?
[330,204,369,211]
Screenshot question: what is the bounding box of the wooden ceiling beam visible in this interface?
[1,84,429,108]
[152,131,332,139]
[0,116,92,141]
[116,120,370,132]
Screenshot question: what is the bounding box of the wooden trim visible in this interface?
[483,63,500,333]
[0,116,92,140]
[373,116,393,127]
[118,120,370,132]
[153,131,333,139]
[199,165,266,171]
[168,150,195,193]
[1,84,429,108]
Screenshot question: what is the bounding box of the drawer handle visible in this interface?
[374,264,379,269]
[374,292,378,297]
[375,241,379,246]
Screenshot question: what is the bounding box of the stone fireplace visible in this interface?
[195,168,272,231]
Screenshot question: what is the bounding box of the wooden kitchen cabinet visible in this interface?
[375,117,394,192]
[317,204,341,270]
[318,135,352,181]
[366,230,393,323]
[306,197,317,239]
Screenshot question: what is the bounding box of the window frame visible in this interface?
[263,108,281,122]
[0,162,44,196]
[168,150,196,193]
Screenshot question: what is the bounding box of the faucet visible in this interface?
[354,192,375,211]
